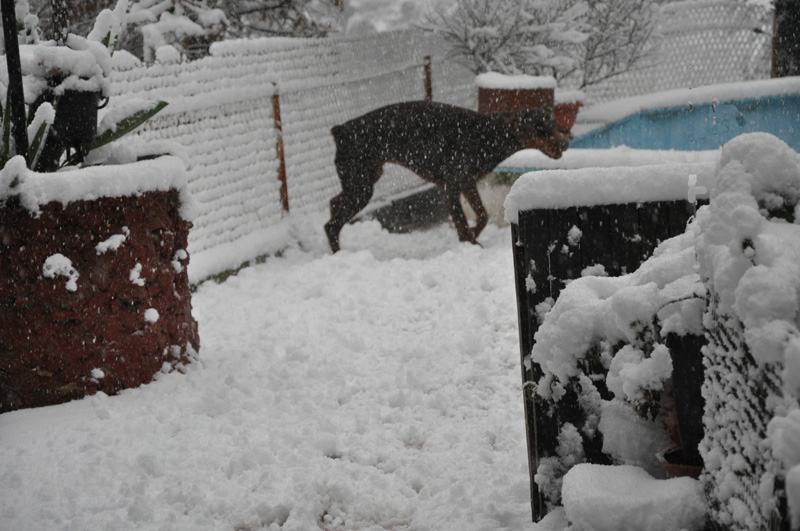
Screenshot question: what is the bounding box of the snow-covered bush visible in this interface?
[0,0,168,172]
[0,0,41,51]
[420,0,587,77]
[222,0,342,38]
[421,0,659,88]
[529,218,705,506]
[565,0,660,89]
[127,0,227,62]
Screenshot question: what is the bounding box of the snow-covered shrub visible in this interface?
[222,0,342,38]
[127,0,227,62]
[0,0,168,173]
[420,0,587,77]
[0,0,41,51]
[421,0,659,88]
[529,219,705,506]
[695,132,800,531]
[565,0,661,89]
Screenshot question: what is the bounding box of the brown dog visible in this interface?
[325,101,569,252]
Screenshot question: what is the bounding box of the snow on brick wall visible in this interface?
[107,30,476,281]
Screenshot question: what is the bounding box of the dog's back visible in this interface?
[331,101,551,183]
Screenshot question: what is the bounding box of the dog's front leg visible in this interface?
[440,182,477,244]
[462,178,488,241]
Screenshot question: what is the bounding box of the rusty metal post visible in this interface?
[271,85,289,212]
[423,55,432,102]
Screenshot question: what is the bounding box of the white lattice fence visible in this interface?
[584,0,773,103]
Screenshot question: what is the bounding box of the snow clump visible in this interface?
[96,227,130,254]
[129,263,145,286]
[144,308,159,323]
[42,254,80,292]
[155,45,181,64]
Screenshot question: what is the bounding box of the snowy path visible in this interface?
[0,221,543,531]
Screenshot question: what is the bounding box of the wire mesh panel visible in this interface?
[128,92,282,266]
[703,309,790,531]
[432,58,479,108]
[584,0,773,103]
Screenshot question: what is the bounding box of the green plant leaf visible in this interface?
[88,100,168,153]
[28,120,52,170]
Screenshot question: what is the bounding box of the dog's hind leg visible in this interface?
[439,182,477,245]
[462,177,489,241]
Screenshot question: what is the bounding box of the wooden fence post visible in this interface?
[424,55,432,102]
[271,84,290,212]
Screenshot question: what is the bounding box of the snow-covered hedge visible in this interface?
[512,133,800,530]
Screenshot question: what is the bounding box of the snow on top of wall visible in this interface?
[209,34,328,57]
[0,155,196,220]
[499,146,719,172]
[579,76,800,127]
[474,72,557,90]
[504,161,716,223]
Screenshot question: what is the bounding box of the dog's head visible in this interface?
[509,109,570,160]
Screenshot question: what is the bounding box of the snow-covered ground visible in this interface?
[0,220,548,531]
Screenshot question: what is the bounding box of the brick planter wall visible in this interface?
[0,189,199,413]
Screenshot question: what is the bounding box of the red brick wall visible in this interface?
[0,189,199,413]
